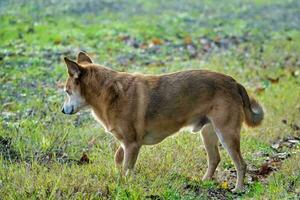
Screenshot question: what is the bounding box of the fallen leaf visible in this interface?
[119,35,140,48]
[79,152,90,165]
[266,76,280,84]
[151,38,163,46]
[254,87,265,94]
[140,43,148,49]
[257,163,274,176]
[184,36,193,45]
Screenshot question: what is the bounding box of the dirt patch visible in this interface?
[182,182,236,200]
[117,34,250,67]
[121,34,249,53]
[207,188,231,200]
[271,136,300,151]
[217,123,300,189]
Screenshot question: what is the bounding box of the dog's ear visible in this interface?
[77,51,93,64]
[64,57,82,78]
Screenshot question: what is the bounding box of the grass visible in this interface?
[0,0,300,199]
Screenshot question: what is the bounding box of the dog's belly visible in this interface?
[142,130,177,145]
[141,116,209,145]
[142,132,168,145]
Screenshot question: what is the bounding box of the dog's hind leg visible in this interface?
[211,112,246,192]
[201,123,220,181]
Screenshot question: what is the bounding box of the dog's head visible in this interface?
[61,52,93,115]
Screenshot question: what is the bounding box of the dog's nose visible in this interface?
[61,107,65,114]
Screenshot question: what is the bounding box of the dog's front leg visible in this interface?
[123,142,140,175]
[114,146,124,167]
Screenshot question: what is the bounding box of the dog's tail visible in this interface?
[237,83,264,127]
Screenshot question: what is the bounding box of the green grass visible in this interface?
[1,0,300,199]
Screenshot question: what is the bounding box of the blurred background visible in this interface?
[0,0,299,199]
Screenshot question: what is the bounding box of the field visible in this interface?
[0,0,300,199]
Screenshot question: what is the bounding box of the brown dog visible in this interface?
[62,52,264,192]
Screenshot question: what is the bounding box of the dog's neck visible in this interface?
[81,67,118,98]
[80,66,126,133]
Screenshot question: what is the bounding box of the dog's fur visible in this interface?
[62,52,264,192]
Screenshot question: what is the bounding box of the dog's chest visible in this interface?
[91,110,111,132]
[91,109,125,140]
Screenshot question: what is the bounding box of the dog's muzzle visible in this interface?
[61,106,75,115]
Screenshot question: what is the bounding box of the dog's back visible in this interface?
[145,70,240,121]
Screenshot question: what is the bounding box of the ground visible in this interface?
[0,0,300,199]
